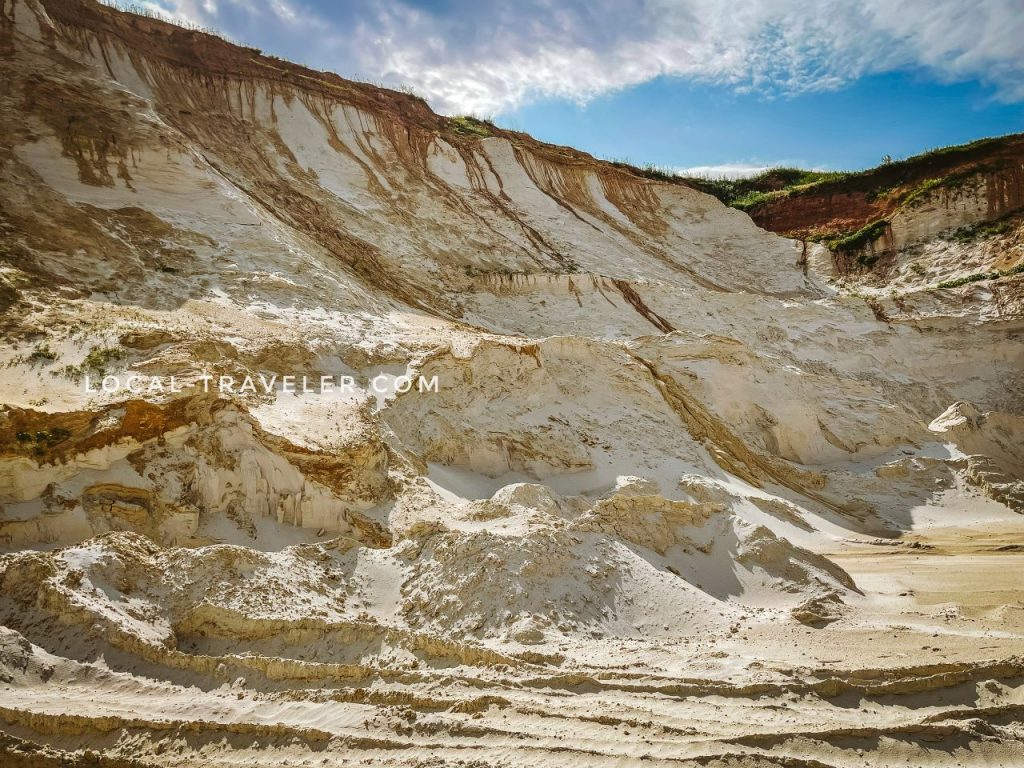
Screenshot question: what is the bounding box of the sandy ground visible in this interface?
[2,525,1023,767]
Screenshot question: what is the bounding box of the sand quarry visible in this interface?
[1,0,1023,765]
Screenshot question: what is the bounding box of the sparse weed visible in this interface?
[937,272,1001,289]
[947,218,1013,244]
[28,343,58,363]
[99,1,228,39]
[61,345,126,380]
[936,262,1023,289]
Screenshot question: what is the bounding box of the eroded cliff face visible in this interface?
[741,135,1024,283]
[1,1,1024,765]
[748,138,1024,237]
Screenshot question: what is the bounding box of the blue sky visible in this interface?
[499,72,1024,174]
[135,0,1024,175]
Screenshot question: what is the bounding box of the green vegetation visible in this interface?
[936,262,1024,289]
[900,176,948,207]
[605,160,680,183]
[947,217,1014,244]
[821,219,890,254]
[682,167,852,209]
[937,271,1002,289]
[634,163,678,183]
[692,163,981,213]
[27,343,58,363]
[899,167,986,208]
[897,135,1014,163]
[449,115,495,138]
[865,185,897,202]
[61,345,126,380]
[730,189,787,211]
[83,346,125,371]
[462,265,526,277]
[678,134,1021,217]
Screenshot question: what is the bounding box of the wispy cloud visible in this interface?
[140,0,1024,114]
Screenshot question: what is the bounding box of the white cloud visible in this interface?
[674,164,775,180]
[132,0,1024,114]
[675,160,833,179]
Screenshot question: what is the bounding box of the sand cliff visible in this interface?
[1,1,1023,765]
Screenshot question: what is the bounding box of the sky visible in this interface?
[127,0,1024,175]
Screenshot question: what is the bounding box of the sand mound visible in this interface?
[574,491,857,606]
[930,401,1024,512]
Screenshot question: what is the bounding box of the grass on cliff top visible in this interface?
[600,161,850,200]
[448,115,495,138]
[101,1,229,39]
[681,168,853,209]
[606,162,680,183]
[679,133,1023,212]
